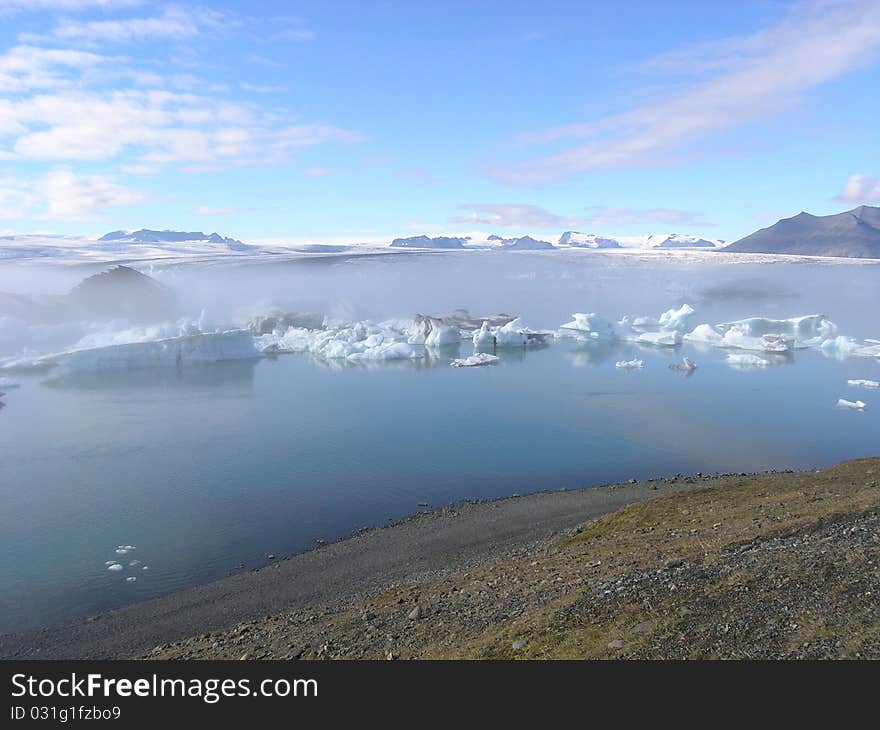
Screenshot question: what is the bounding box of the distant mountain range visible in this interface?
[390,235,468,249]
[724,205,880,258]
[99,229,249,251]
[558,232,723,249]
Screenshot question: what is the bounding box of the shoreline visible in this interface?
[1,470,736,659]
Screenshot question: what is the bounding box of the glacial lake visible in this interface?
[1,251,879,633]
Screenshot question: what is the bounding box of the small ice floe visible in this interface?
[107,563,123,571]
[128,559,140,567]
[848,379,880,389]
[837,398,866,410]
[451,353,500,368]
[115,548,129,555]
[615,359,644,370]
[669,357,698,372]
[727,353,770,369]
[142,565,150,570]
[125,576,137,582]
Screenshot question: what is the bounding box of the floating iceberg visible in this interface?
[615,359,644,369]
[451,353,500,367]
[559,313,617,340]
[54,330,259,371]
[471,317,548,350]
[837,398,866,410]
[107,563,123,571]
[658,304,696,332]
[258,319,423,363]
[407,316,461,347]
[685,314,836,353]
[727,353,770,369]
[848,379,880,389]
[637,330,682,347]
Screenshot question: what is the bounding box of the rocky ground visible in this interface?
[146,458,880,660]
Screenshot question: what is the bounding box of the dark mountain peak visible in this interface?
[725,205,880,259]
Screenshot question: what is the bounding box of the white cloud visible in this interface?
[495,0,880,182]
[452,203,707,230]
[44,6,222,44]
[452,204,581,229]
[41,169,145,219]
[838,174,880,204]
[0,0,141,12]
[0,169,145,220]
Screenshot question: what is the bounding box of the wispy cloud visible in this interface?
[0,169,145,220]
[0,0,141,13]
[25,6,224,44]
[838,174,880,204]
[0,45,363,169]
[493,0,880,183]
[451,203,706,230]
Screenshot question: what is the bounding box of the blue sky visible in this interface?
[1,0,880,243]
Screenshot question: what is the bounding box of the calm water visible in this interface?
[1,252,879,633]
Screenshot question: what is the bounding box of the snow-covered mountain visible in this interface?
[558,231,723,249]
[491,235,555,250]
[390,235,468,249]
[99,229,249,251]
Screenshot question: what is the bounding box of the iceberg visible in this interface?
[837,398,866,410]
[471,317,548,349]
[727,353,770,369]
[658,304,697,332]
[637,330,682,347]
[848,379,880,389]
[407,316,461,347]
[559,313,616,340]
[54,330,260,371]
[258,319,422,362]
[451,353,500,368]
[615,359,644,369]
[685,314,836,353]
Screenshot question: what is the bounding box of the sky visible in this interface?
[1,0,880,244]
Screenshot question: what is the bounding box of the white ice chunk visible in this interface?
[472,321,496,350]
[848,379,880,389]
[126,576,137,582]
[615,359,644,369]
[837,398,866,410]
[107,563,123,571]
[658,304,696,332]
[559,313,616,340]
[637,330,682,347]
[115,548,129,555]
[451,353,500,367]
[727,353,770,368]
[407,316,460,347]
[821,336,863,359]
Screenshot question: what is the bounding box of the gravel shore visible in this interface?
[4,459,877,660]
[1,472,718,659]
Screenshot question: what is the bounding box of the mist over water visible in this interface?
[1,251,879,634]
